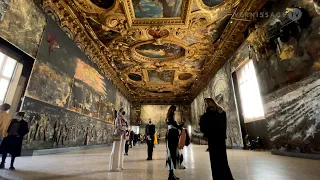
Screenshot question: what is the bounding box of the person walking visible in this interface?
[0,112,29,170]
[0,103,11,145]
[165,105,184,180]
[199,98,234,180]
[145,119,155,160]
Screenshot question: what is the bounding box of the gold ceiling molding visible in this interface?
[39,0,267,105]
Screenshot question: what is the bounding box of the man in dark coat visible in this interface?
[145,119,155,160]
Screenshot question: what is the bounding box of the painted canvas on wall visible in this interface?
[0,0,46,58]
[26,18,117,122]
[136,43,184,58]
[148,70,174,83]
[264,72,320,153]
[133,0,182,18]
[22,18,127,150]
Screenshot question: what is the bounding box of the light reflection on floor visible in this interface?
[0,144,320,180]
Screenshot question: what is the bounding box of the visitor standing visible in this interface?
[145,119,155,160]
[165,105,184,180]
[199,98,234,180]
[0,112,29,170]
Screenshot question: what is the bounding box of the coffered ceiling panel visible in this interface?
[39,0,267,104]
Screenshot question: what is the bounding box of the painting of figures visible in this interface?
[133,0,182,18]
[136,43,184,58]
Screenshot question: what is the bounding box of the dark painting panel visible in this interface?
[22,97,113,150]
[0,0,46,58]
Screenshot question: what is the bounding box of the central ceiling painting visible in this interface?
[134,0,182,18]
[41,0,267,104]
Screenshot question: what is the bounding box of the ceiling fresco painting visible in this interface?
[148,70,174,83]
[133,0,182,18]
[39,0,268,104]
[136,43,185,59]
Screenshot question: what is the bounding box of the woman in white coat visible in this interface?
[109,108,127,171]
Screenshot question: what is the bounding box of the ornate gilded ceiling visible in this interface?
[40,0,267,104]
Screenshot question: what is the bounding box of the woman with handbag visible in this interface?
[165,105,184,180]
[109,108,127,171]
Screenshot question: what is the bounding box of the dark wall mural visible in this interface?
[264,72,320,153]
[22,18,130,150]
[226,0,320,153]
[0,0,46,58]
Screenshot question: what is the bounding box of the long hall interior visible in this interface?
[0,0,320,180]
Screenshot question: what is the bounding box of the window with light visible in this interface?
[0,52,17,104]
[236,60,264,123]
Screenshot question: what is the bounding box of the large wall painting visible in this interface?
[136,43,185,58]
[133,0,182,18]
[22,18,129,150]
[0,0,46,58]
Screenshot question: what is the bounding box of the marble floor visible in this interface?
[0,144,320,180]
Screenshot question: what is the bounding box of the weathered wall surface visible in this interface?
[0,0,45,57]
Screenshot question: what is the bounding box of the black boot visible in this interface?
[168,170,180,180]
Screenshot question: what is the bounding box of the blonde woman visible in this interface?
[199,98,233,180]
[109,108,127,171]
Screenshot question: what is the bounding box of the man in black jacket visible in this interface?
[145,119,155,160]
